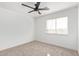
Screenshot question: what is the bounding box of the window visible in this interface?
[46,19,56,33]
[46,17,68,34]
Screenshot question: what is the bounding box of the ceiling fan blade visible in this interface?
[38,10,41,14]
[28,10,34,13]
[21,4,34,9]
[38,7,49,10]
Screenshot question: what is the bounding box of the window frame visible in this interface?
[46,16,68,35]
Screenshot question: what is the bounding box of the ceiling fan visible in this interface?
[21,2,49,14]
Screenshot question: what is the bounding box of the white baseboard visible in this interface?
[0,39,34,51]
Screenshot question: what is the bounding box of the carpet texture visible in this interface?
[0,41,78,56]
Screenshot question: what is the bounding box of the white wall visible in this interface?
[78,5,79,53]
[0,7,34,50]
[0,4,78,51]
[35,6,78,50]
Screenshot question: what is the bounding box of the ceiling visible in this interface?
[0,2,78,18]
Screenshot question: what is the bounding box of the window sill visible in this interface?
[45,31,68,36]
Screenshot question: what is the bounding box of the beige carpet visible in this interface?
[0,41,78,56]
